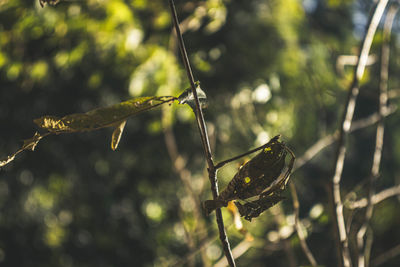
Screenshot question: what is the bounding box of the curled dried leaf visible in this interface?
[111,120,127,151]
[204,135,296,220]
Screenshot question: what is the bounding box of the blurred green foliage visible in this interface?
[1,0,400,266]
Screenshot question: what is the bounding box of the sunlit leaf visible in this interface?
[111,120,127,151]
[34,96,176,133]
[1,96,176,167]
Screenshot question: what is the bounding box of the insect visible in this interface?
[203,135,295,220]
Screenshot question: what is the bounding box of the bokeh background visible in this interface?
[1,0,400,266]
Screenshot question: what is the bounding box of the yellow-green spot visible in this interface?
[0,52,7,68]
[88,73,101,88]
[144,201,164,222]
[7,63,22,80]
[30,61,48,81]
[45,224,66,248]
[264,146,272,153]
[244,177,251,184]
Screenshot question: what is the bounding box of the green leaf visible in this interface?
[34,96,176,133]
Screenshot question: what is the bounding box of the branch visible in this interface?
[162,106,210,266]
[331,2,389,266]
[371,243,400,266]
[347,184,400,210]
[351,105,396,131]
[168,0,212,164]
[336,54,377,75]
[272,204,297,267]
[294,104,396,172]
[214,239,255,267]
[290,183,318,266]
[388,89,400,98]
[356,5,398,267]
[173,236,218,266]
[168,1,235,266]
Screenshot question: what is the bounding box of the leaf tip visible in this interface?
[111,120,127,151]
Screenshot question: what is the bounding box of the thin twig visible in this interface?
[168,1,235,266]
[388,89,400,98]
[162,106,210,266]
[351,105,396,131]
[173,236,218,266]
[214,233,298,267]
[214,239,256,267]
[371,243,400,266]
[356,5,398,267]
[347,184,400,209]
[271,204,297,267]
[294,105,396,172]
[165,13,213,264]
[168,0,212,164]
[336,54,377,75]
[331,2,389,266]
[295,133,337,171]
[177,209,197,267]
[290,183,318,266]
